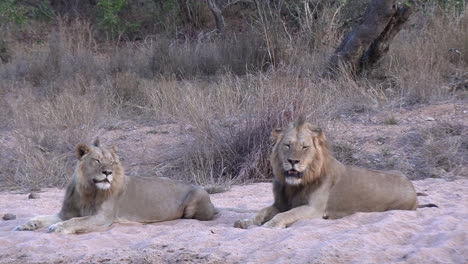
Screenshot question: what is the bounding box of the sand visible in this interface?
[0,178,466,264]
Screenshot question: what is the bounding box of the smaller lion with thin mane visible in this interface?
[14,139,217,234]
[235,117,435,229]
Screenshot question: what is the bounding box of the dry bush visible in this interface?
[0,19,102,95]
[107,45,153,78]
[103,71,150,108]
[148,32,270,78]
[396,121,467,180]
[4,137,69,191]
[1,4,467,191]
[104,31,271,79]
[169,71,378,187]
[331,142,361,166]
[419,121,467,178]
[3,86,108,190]
[0,19,113,190]
[378,6,468,104]
[0,82,13,130]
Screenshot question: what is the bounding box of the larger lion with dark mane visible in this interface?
[235,117,434,229]
[14,139,217,234]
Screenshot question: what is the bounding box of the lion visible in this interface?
[14,139,217,234]
[234,117,435,229]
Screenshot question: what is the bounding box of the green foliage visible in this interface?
[29,1,55,22]
[0,40,12,63]
[154,0,182,33]
[96,0,139,40]
[426,0,467,14]
[0,0,28,26]
[403,1,414,7]
[0,0,55,26]
[384,116,399,125]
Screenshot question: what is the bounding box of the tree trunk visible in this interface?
[326,0,415,77]
[207,0,225,34]
[360,1,415,69]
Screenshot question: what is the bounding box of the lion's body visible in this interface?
[273,164,417,221]
[325,166,417,218]
[235,117,419,229]
[15,140,216,234]
[114,176,216,223]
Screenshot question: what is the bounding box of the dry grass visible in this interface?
[148,33,270,78]
[175,72,392,186]
[395,120,467,180]
[2,88,106,190]
[0,4,466,190]
[419,121,467,178]
[380,6,468,104]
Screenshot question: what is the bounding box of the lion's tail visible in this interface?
[418,203,439,208]
[416,192,438,208]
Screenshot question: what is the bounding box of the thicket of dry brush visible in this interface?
[0,4,466,190]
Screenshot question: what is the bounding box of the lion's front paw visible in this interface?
[262,220,286,229]
[13,221,39,231]
[46,223,70,234]
[234,219,253,229]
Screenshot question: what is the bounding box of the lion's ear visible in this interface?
[271,128,284,141]
[110,146,118,154]
[308,124,328,149]
[306,124,322,137]
[109,146,119,161]
[76,144,92,160]
[93,137,100,147]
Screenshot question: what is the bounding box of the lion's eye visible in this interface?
[94,159,100,164]
[302,146,309,150]
[284,144,290,148]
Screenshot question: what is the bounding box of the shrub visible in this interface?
[96,0,139,40]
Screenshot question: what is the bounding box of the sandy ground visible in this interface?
[0,179,466,264]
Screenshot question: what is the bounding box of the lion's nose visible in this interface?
[102,170,112,176]
[288,159,300,165]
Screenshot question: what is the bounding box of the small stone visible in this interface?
[28,193,40,199]
[3,213,16,220]
[425,117,435,121]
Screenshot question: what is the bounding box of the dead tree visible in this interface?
[207,0,226,34]
[206,0,254,34]
[326,0,415,77]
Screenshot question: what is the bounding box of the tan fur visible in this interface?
[14,140,216,234]
[235,118,419,229]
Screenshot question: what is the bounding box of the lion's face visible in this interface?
[75,139,121,191]
[272,119,327,186]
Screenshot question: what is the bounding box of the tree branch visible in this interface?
[325,0,415,77]
[207,0,225,34]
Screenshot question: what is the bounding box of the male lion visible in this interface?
[14,139,217,234]
[234,117,433,229]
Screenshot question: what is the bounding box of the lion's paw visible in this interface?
[233,219,253,229]
[13,221,39,231]
[46,223,69,234]
[262,220,286,229]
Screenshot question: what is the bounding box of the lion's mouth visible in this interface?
[93,178,110,184]
[285,169,303,178]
